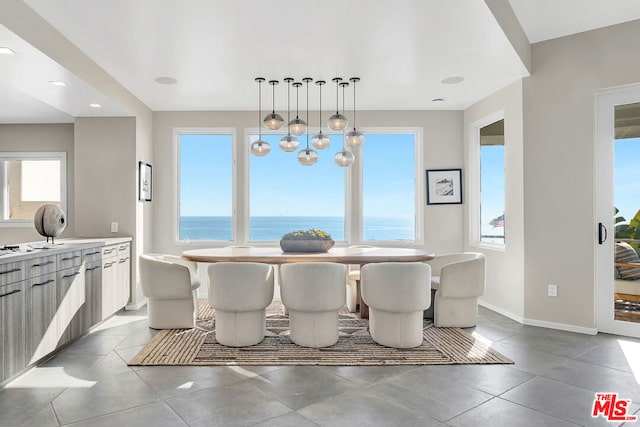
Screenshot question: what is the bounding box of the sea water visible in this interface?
[179,216,414,241]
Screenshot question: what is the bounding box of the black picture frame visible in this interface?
[426,168,462,205]
[139,161,152,202]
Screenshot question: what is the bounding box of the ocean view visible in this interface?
[179,216,415,241]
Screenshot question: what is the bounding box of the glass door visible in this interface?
[597,85,640,337]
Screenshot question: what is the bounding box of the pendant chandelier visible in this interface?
[311,80,331,149]
[289,82,307,135]
[250,77,271,156]
[279,77,300,152]
[250,76,364,166]
[328,77,348,131]
[344,77,365,146]
[297,78,318,166]
[333,80,355,167]
[263,80,284,130]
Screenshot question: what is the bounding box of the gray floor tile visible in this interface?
[253,411,319,427]
[499,331,601,358]
[502,376,638,426]
[60,401,187,427]
[575,343,635,373]
[0,387,65,426]
[62,334,128,356]
[366,367,493,421]
[165,380,291,427]
[324,365,419,387]
[298,389,442,427]
[419,364,534,396]
[541,358,640,403]
[447,397,580,427]
[18,403,60,427]
[51,371,161,425]
[135,366,246,399]
[248,366,360,410]
[491,340,573,376]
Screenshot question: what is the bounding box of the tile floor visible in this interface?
[2,306,640,426]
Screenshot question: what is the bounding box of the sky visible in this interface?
[179,132,415,218]
[615,137,640,223]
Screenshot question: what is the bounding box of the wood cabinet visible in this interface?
[25,273,57,364]
[0,280,25,382]
[0,238,131,385]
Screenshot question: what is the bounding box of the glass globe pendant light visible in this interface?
[311,80,331,149]
[263,80,284,130]
[344,77,366,147]
[279,77,300,152]
[250,77,271,156]
[334,81,355,167]
[297,78,318,166]
[327,77,348,131]
[289,82,307,135]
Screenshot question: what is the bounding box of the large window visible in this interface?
[362,133,416,241]
[479,119,505,244]
[249,133,345,241]
[178,132,233,241]
[175,128,422,244]
[0,152,66,224]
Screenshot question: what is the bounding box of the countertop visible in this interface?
[0,237,132,263]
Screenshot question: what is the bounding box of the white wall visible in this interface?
[524,20,640,330]
[152,110,464,257]
[464,80,525,321]
[0,123,75,244]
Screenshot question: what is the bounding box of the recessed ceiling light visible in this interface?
[89,103,102,108]
[441,76,464,85]
[49,81,66,87]
[0,47,16,55]
[431,98,445,102]
[154,76,178,85]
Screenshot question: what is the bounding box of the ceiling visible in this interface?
[1,0,640,124]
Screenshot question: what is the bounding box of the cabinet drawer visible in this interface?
[28,272,56,290]
[101,245,117,258]
[0,280,24,299]
[0,261,24,286]
[117,243,130,257]
[82,248,102,264]
[57,250,83,270]
[25,256,56,279]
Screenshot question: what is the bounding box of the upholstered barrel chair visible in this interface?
[426,252,486,327]
[139,254,201,329]
[280,262,346,348]
[361,262,431,348]
[207,262,274,347]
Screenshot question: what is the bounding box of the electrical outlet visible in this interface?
[548,284,558,297]
[110,222,118,233]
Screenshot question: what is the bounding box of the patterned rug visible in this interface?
[128,300,513,366]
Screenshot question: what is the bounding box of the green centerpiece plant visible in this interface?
[280,229,335,252]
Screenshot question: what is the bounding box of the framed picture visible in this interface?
[426,168,462,205]
[138,161,152,202]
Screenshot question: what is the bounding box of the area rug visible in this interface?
[129,300,513,366]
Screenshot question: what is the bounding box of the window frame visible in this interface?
[468,111,506,251]
[0,151,67,228]
[173,128,237,245]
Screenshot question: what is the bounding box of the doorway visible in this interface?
[596,84,640,337]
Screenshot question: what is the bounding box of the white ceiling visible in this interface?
[1,0,640,124]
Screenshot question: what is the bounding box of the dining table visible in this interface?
[181,245,435,318]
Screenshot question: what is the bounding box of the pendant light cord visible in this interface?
[352,80,357,131]
[305,79,310,150]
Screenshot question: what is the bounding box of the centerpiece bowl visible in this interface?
[279,229,335,253]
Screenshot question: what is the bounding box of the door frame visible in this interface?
[596,83,640,337]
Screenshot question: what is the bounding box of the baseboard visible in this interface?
[126,299,147,311]
[522,318,598,336]
[478,301,524,323]
[479,301,598,335]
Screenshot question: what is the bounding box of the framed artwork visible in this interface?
[138,161,152,202]
[426,168,462,205]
